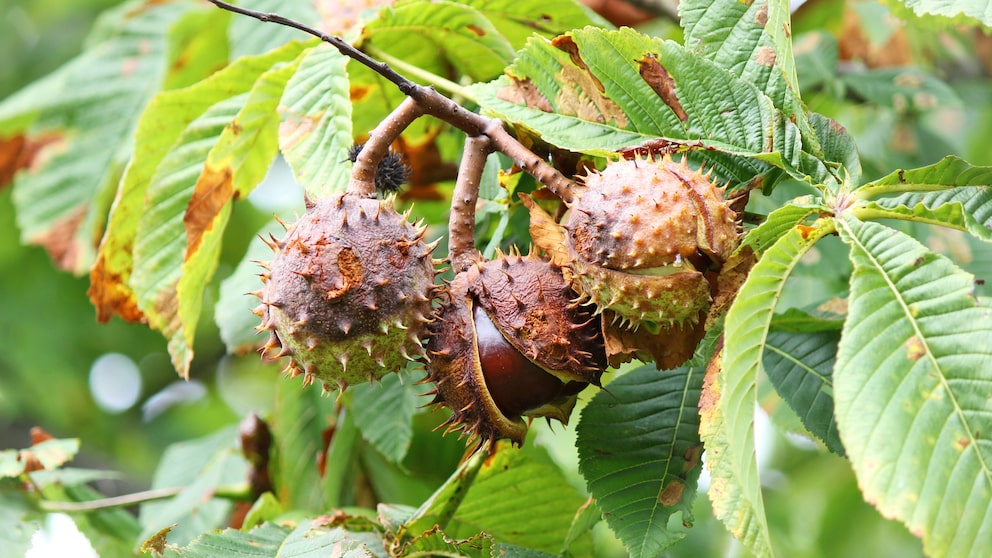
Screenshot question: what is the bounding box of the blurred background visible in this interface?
[2,0,991,556]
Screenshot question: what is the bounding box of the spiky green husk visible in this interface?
[565,155,737,327]
[255,193,436,392]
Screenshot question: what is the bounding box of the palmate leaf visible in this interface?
[710,224,832,556]
[131,50,303,376]
[4,1,193,274]
[575,358,709,557]
[834,217,992,558]
[89,41,305,325]
[471,27,806,189]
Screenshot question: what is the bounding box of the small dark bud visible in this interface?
[348,143,410,193]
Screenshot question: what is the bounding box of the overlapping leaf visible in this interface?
[763,328,844,454]
[361,0,517,82]
[680,0,800,114]
[349,372,428,464]
[139,427,247,547]
[739,202,822,255]
[834,218,992,558]
[709,224,831,556]
[472,27,809,188]
[279,44,353,197]
[444,446,587,554]
[163,518,389,558]
[90,41,305,325]
[462,0,609,48]
[4,2,194,273]
[855,156,992,241]
[271,378,337,511]
[126,47,303,375]
[216,224,287,354]
[575,360,707,557]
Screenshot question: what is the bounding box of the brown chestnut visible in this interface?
[425,253,606,448]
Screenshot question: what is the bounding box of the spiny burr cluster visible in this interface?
[526,154,740,369]
[253,192,437,392]
[566,154,737,327]
[424,252,606,448]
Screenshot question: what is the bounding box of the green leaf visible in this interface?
[740,202,822,255]
[216,223,288,355]
[445,445,587,554]
[270,379,337,511]
[680,0,800,115]
[461,0,610,48]
[164,7,231,91]
[401,527,496,558]
[0,490,40,558]
[348,372,428,464]
[710,224,831,556]
[763,329,844,454]
[164,518,389,558]
[809,111,862,185]
[861,189,992,241]
[228,0,320,58]
[132,53,302,375]
[7,2,192,274]
[898,0,992,28]
[50,483,141,557]
[0,438,79,478]
[854,156,992,241]
[361,0,517,82]
[859,155,992,196]
[279,44,353,197]
[139,427,248,547]
[834,217,992,558]
[89,41,305,325]
[575,360,707,557]
[472,27,808,187]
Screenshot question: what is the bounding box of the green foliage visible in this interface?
[2,0,992,557]
[575,354,709,556]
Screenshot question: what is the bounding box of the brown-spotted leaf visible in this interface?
[638,54,687,122]
[185,164,234,257]
[0,133,65,189]
[550,35,627,127]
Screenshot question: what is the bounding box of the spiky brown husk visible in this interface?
[564,155,737,327]
[425,253,606,448]
[254,193,436,392]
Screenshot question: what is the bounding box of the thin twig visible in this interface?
[449,136,493,272]
[38,487,182,513]
[206,0,576,203]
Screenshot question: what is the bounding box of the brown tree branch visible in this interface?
[206,0,576,203]
[449,136,493,272]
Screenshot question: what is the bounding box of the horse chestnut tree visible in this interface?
[1,0,991,557]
